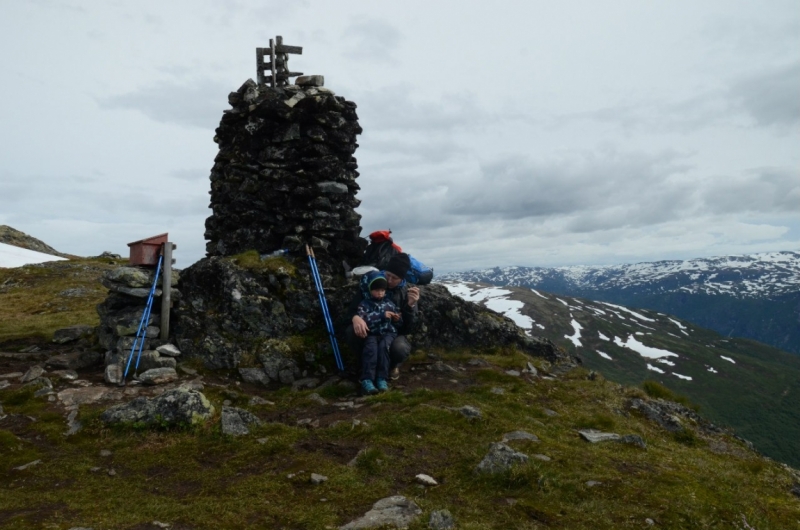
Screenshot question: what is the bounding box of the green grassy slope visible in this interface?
[483,284,800,468]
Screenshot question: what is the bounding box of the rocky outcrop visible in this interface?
[339,496,422,529]
[475,442,529,474]
[0,225,68,257]
[204,79,366,271]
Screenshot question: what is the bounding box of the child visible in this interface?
[357,270,402,394]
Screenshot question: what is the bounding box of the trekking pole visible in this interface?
[306,245,345,371]
[122,254,163,384]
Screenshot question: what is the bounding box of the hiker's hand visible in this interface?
[352,316,368,338]
[407,286,420,307]
[386,311,400,322]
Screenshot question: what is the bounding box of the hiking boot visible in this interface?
[376,379,389,392]
[360,379,378,395]
[389,367,400,381]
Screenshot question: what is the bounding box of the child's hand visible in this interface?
[385,311,400,322]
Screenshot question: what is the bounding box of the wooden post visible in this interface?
[160,242,174,341]
[269,38,277,87]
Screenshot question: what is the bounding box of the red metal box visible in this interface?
[127,233,168,266]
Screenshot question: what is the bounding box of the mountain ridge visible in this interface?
[440,250,800,354]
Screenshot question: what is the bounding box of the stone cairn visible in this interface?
[204,43,366,272]
[96,267,182,385]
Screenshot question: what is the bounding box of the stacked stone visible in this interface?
[204,77,366,270]
[96,267,182,384]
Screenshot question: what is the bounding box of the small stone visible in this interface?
[291,377,319,391]
[415,473,438,486]
[502,430,540,443]
[19,365,45,383]
[52,370,79,380]
[138,367,178,385]
[475,443,529,474]
[249,396,274,406]
[543,408,558,417]
[618,434,647,449]
[340,496,422,530]
[156,344,182,357]
[257,437,269,444]
[585,480,601,487]
[307,393,328,405]
[13,459,41,471]
[428,509,455,530]
[239,367,269,386]
[0,380,10,390]
[459,405,482,418]
[295,75,324,87]
[491,387,505,395]
[0,372,24,379]
[467,358,489,366]
[524,362,538,376]
[579,429,621,443]
[99,450,112,457]
[505,370,521,377]
[310,473,328,485]
[107,469,117,476]
[645,518,655,526]
[152,521,170,528]
[89,467,101,472]
[532,454,552,461]
[178,365,198,376]
[223,400,232,406]
[221,406,262,436]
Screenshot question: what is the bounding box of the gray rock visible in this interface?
[239,367,269,385]
[317,181,348,194]
[0,380,8,389]
[52,325,94,344]
[475,443,529,474]
[791,483,800,497]
[13,460,41,471]
[428,510,455,530]
[532,454,552,461]
[490,387,505,395]
[310,473,328,484]
[138,367,178,385]
[502,430,540,443]
[619,434,647,449]
[292,377,320,391]
[100,450,112,457]
[415,473,438,486]
[104,364,123,385]
[339,495,422,529]
[505,370,521,377]
[585,480,602,487]
[307,393,328,405]
[543,408,558,417]
[24,376,52,390]
[52,369,79,380]
[105,267,151,288]
[156,344,182,357]
[249,396,275,406]
[46,351,102,370]
[101,389,214,426]
[19,365,44,383]
[579,429,621,443]
[295,75,324,86]
[459,405,482,419]
[467,358,489,366]
[221,405,262,436]
[0,372,23,379]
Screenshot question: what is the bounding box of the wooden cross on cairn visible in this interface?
[256,36,303,87]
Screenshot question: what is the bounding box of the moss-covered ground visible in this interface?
[1,348,799,529]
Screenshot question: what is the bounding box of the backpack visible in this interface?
[359,230,434,286]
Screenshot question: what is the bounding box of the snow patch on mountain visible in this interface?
[614,335,679,360]
[565,318,583,347]
[720,355,736,364]
[443,282,536,335]
[0,242,67,268]
[596,350,612,360]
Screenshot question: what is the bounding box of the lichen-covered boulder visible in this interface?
[475,442,529,474]
[100,389,214,426]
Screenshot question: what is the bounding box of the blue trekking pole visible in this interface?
[306,245,345,371]
[122,254,163,384]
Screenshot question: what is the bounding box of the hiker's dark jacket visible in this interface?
[347,278,418,336]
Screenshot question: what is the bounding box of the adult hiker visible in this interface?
[346,253,420,380]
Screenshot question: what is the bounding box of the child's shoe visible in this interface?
[361,379,378,395]
[376,379,389,392]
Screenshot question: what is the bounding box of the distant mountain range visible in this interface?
[440,251,800,355]
[442,280,800,467]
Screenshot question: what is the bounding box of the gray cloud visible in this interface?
[705,166,800,214]
[730,61,800,128]
[343,19,402,64]
[96,79,230,129]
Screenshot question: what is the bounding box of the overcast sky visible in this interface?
[1,0,798,272]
